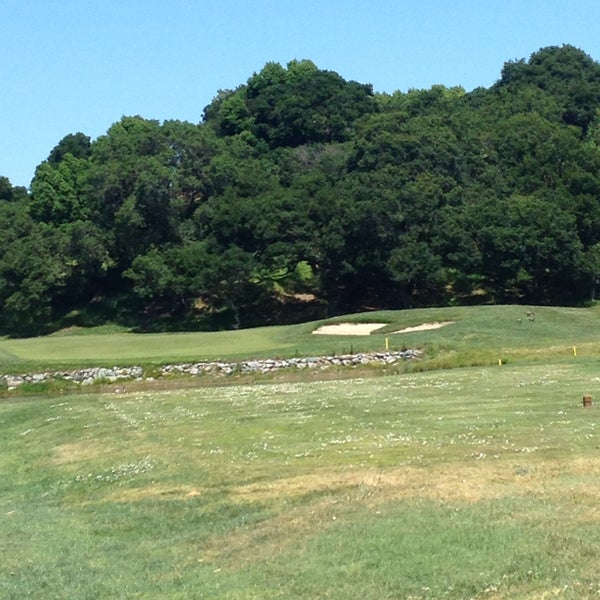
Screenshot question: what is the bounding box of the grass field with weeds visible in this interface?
[2,354,600,598]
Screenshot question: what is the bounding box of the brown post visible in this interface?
[583,395,592,407]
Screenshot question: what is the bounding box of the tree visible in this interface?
[0,176,28,202]
[47,132,91,165]
[203,60,377,147]
[29,154,93,223]
[496,45,600,135]
[4,47,600,335]
[0,207,72,334]
[464,195,585,303]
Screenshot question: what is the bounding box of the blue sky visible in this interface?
[2,0,600,188]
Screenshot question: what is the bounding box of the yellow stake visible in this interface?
[573,345,577,357]
[498,358,502,366]
[385,337,389,351]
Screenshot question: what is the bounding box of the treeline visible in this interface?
[2,45,600,335]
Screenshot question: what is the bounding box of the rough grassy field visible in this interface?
[2,356,600,598]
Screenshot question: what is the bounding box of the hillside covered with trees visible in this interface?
[2,45,600,336]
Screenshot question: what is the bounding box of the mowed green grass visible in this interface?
[2,359,600,599]
[1,304,600,372]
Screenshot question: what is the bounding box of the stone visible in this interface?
[1,349,422,390]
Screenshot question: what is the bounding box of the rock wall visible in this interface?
[1,350,421,390]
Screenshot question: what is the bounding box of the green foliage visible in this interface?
[47,132,91,164]
[0,176,28,202]
[30,154,93,223]
[4,45,600,335]
[497,44,600,133]
[0,217,72,334]
[204,59,377,146]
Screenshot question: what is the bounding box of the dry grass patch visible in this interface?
[228,460,568,507]
[199,495,342,569]
[96,455,600,510]
[198,456,600,570]
[104,484,205,503]
[52,441,108,465]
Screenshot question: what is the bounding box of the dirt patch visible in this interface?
[312,323,387,336]
[392,321,454,334]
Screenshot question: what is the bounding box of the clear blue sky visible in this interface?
[2,0,600,188]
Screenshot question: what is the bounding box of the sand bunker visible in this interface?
[312,323,387,336]
[313,320,454,336]
[392,321,454,334]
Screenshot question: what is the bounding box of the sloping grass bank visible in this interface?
[1,304,599,374]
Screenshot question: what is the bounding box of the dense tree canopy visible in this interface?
[2,45,600,335]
